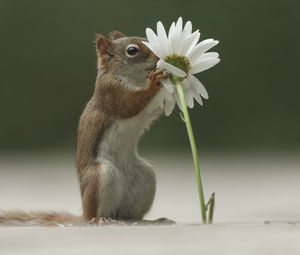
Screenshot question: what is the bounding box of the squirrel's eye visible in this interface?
[126,45,139,57]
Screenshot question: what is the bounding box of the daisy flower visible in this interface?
[143,18,220,224]
[143,17,220,116]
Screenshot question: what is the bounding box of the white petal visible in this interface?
[175,17,183,37]
[160,87,171,110]
[168,22,175,37]
[186,30,200,56]
[180,30,200,56]
[168,22,176,54]
[191,57,220,74]
[164,89,174,101]
[193,92,203,105]
[161,78,174,93]
[191,52,219,66]
[164,97,176,116]
[182,80,194,108]
[190,52,219,66]
[198,52,219,61]
[159,89,168,110]
[182,21,192,38]
[157,59,186,77]
[203,52,219,58]
[142,41,165,59]
[189,39,219,63]
[169,24,181,54]
[176,17,183,30]
[168,18,184,54]
[156,21,170,56]
[187,39,213,57]
[187,75,209,99]
[176,18,184,52]
[146,28,159,46]
[186,90,194,108]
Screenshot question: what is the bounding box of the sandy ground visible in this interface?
[0,152,299,254]
[1,224,300,255]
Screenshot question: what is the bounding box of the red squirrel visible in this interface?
[0,31,172,226]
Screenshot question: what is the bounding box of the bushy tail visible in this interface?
[0,211,81,226]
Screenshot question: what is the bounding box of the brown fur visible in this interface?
[0,211,80,226]
[109,31,125,40]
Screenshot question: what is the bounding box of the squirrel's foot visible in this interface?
[98,217,125,226]
[152,217,176,225]
[128,217,176,226]
[87,217,125,226]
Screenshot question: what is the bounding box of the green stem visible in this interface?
[208,193,215,224]
[175,78,207,224]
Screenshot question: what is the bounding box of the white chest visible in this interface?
[97,107,161,169]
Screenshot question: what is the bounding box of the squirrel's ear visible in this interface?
[109,31,126,40]
[95,34,114,65]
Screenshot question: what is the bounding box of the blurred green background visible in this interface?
[0,0,299,152]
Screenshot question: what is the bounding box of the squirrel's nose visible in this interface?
[148,51,159,63]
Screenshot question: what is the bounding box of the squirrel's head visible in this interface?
[95,31,158,86]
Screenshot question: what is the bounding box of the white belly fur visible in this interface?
[97,106,160,167]
[95,101,162,219]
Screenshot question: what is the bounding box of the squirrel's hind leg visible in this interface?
[116,157,156,220]
[82,161,123,221]
[96,161,124,219]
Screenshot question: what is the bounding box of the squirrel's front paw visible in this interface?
[149,69,169,87]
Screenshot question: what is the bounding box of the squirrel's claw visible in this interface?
[149,69,169,86]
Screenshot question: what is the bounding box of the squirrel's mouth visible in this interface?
[145,64,157,72]
[145,67,155,71]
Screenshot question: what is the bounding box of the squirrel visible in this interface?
[0,31,173,226]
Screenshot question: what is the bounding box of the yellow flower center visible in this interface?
[165,55,191,74]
